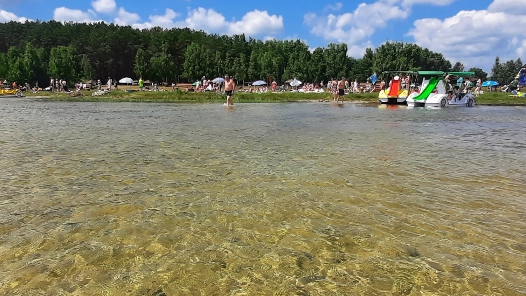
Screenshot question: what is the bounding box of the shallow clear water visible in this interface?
[1,99,526,295]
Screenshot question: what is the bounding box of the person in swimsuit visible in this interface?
[475,78,481,96]
[337,77,346,102]
[331,78,338,101]
[224,75,235,106]
[451,85,460,101]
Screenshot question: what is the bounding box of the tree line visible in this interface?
[0,20,522,88]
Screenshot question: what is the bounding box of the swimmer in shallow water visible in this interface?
[224,75,235,106]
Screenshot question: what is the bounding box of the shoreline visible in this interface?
[17,91,526,106]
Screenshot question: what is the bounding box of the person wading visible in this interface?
[337,77,346,103]
[224,75,235,106]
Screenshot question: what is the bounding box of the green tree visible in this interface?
[468,67,487,80]
[259,51,275,82]
[501,59,521,84]
[157,42,175,82]
[7,47,24,83]
[80,54,94,80]
[272,54,285,83]
[134,48,148,79]
[223,51,235,79]
[373,41,404,71]
[48,45,76,83]
[490,57,520,84]
[324,43,347,80]
[35,48,49,87]
[356,47,374,81]
[0,52,7,79]
[514,58,523,73]
[183,42,203,80]
[148,56,162,82]
[452,62,465,72]
[248,49,261,80]
[213,51,223,78]
[0,21,497,86]
[490,57,502,82]
[232,53,248,81]
[22,42,38,83]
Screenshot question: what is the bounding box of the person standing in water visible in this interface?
[331,78,338,101]
[337,77,346,103]
[224,75,235,106]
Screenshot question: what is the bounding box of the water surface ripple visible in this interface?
[1,99,526,295]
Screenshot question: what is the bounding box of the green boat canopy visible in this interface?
[382,70,415,74]
[447,71,476,77]
[417,70,445,76]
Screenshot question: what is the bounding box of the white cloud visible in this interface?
[53,7,96,23]
[303,0,525,70]
[407,8,526,71]
[517,40,526,58]
[348,41,374,58]
[401,0,457,7]
[92,0,116,14]
[324,2,343,12]
[133,8,283,36]
[228,10,283,35]
[304,0,463,47]
[115,7,140,25]
[148,8,178,27]
[0,9,28,22]
[488,0,526,15]
[176,7,226,31]
[132,8,178,29]
[304,1,409,45]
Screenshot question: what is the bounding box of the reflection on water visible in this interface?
[1,99,526,295]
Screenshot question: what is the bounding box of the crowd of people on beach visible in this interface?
[187,78,377,96]
[5,66,524,103]
[1,80,32,92]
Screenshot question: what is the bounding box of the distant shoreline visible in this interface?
[18,90,526,106]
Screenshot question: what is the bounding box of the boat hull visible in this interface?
[379,97,407,104]
[0,90,24,97]
[378,89,409,104]
[407,93,476,108]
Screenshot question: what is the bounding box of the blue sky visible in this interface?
[1,0,525,73]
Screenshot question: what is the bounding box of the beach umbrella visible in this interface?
[119,77,133,84]
[252,80,266,86]
[290,78,302,87]
[481,81,499,87]
[212,77,225,83]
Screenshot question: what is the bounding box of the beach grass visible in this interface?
[475,91,526,105]
[26,87,526,105]
[27,89,378,103]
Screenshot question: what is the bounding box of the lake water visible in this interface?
[1,99,526,295]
